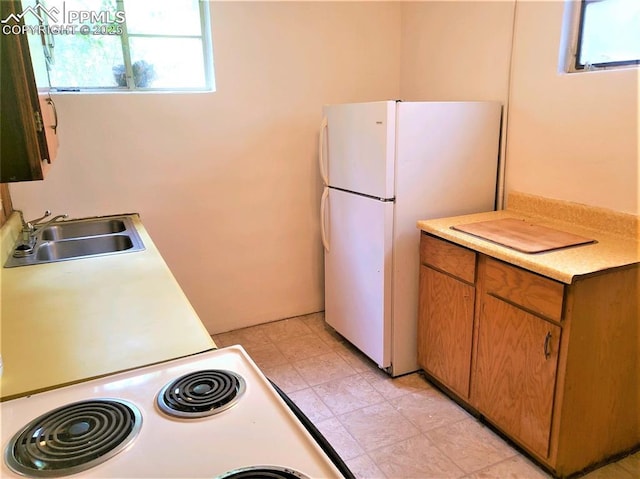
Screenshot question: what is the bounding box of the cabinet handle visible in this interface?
[544,331,552,359]
[46,97,58,134]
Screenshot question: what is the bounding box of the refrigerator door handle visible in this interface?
[318,116,329,185]
[320,187,330,252]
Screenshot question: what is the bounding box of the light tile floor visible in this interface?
[213,312,639,479]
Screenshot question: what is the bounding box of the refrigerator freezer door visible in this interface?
[324,188,393,369]
[322,101,396,199]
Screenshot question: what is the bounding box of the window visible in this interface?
[573,0,640,71]
[19,0,214,91]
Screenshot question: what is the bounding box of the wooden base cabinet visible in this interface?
[418,232,639,478]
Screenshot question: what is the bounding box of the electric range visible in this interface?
[1,345,348,478]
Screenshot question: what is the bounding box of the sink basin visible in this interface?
[35,235,135,261]
[4,215,145,267]
[40,219,126,240]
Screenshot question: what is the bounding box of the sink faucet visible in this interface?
[15,210,69,247]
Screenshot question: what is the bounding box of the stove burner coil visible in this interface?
[216,466,310,479]
[5,399,141,478]
[157,369,246,418]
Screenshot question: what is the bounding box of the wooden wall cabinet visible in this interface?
[418,232,639,478]
[0,0,58,183]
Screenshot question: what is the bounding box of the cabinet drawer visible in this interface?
[484,258,564,321]
[420,234,476,284]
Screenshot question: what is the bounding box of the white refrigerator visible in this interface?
[319,100,502,376]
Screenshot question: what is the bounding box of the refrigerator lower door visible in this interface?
[324,187,393,369]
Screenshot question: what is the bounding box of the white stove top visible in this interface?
[0,346,344,478]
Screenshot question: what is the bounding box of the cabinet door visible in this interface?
[418,265,475,398]
[472,294,560,458]
[0,1,52,182]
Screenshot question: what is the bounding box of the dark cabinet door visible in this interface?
[1,0,52,182]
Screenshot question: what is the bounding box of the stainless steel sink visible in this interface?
[4,215,145,268]
[40,219,126,240]
[35,235,136,261]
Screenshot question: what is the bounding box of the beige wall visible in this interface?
[10,2,402,333]
[9,0,639,334]
[505,0,638,215]
[400,1,515,103]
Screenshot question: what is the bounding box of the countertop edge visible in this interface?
[0,212,21,266]
[417,210,640,284]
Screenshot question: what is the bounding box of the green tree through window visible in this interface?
[21,0,214,91]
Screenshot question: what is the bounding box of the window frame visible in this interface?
[571,0,640,72]
[35,0,215,93]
